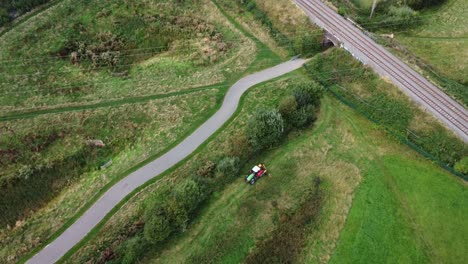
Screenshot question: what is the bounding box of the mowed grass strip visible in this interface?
[0,89,220,263]
[329,152,467,264]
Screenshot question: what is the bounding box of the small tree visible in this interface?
[291,104,316,128]
[293,81,323,108]
[278,95,298,130]
[247,109,284,150]
[143,202,173,243]
[0,8,9,26]
[120,234,147,264]
[217,156,241,178]
[454,157,468,175]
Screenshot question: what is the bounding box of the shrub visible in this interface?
[278,95,298,130]
[229,131,251,158]
[381,5,420,29]
[407,0,447,10]
[216,156,241,178]
[143,178,209,244]
[247,109,285,150]
[0,8,9,26]
[293,81,323,108]
[172,179,207,214]
[196,160,216,177]
[410,127,466,167]
[454,157,468,175]
[119,234,148,264]
[291,104,316,128]
[278,96,298,118]
[143,201,173,243]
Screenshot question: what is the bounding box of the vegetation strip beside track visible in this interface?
[294,0,468,141]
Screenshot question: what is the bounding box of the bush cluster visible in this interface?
[279,81,323,130]
[247,80,323,150]
[116,176,209,263]
[116,154,243,263]
[70,32,125,67]
[143,178,208,242]
[454,157,468,175]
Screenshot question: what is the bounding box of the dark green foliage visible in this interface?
[293,81,323,108]
[0,8,9,25]
[0,0,52,26]
[278,95,298,130]
[279,81,323,130]
[143,201,174,243]
[216,156,241,178]
[366,93,412,135]
[196,160,216,178]
[408,127,467,167]
[247,109,284,150]
[379,5,421,29]
[118,234,148,264]
[454,157,468,175]
[407,0,447,10]
[245,177,322,264]
[142,178,209,244]
[291,104,316,128]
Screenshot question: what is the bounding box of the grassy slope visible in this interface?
[0,0,256,112]
[65,70,467,264]
[145,86,466,263]
[0,0,278,262]
[395,0,467,85]
[330,154,467,264]
[330,0,467,105]
[0,89,220,263]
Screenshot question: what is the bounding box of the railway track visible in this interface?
[294,0,468,142]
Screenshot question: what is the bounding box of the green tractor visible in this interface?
[245,163,268,185]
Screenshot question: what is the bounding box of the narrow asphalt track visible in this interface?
[294,0,468,142]
[27,59,307,264]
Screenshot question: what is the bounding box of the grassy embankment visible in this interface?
[306,48,467,174]
[328,0,467,105]
[0,0,283,262]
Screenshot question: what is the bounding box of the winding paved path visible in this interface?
[27,59,307,264]
[294,0,468,142]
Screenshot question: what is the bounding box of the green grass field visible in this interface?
[388,0,468,105]
[64,71,466,264]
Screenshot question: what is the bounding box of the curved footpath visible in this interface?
[27,59,307,264]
